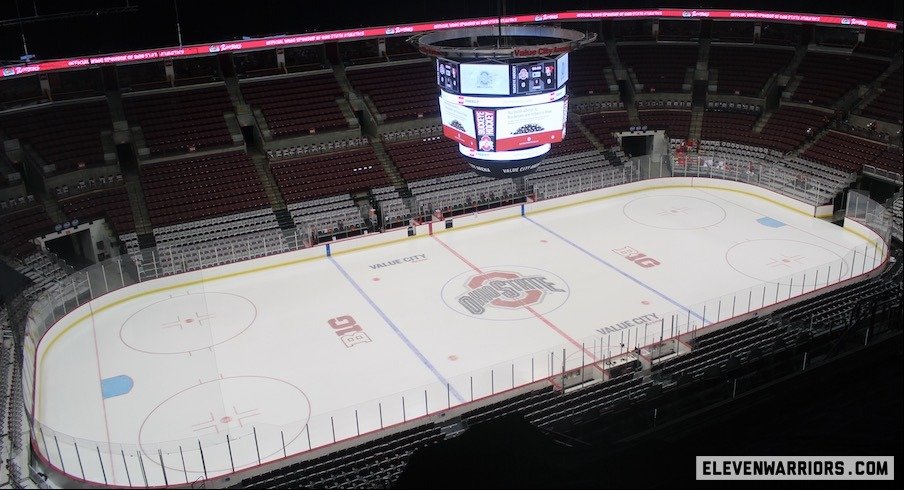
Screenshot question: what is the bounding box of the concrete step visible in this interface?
[39,193,65,225]
[370,138,405,189]
[689,105,705,141]
[123,175,154,238]
[753,110,774,134]
[573,115,608,152]
[137,233,157,249]
[250,153,288,213]
[224,74,250,114]
[274,208,296,231]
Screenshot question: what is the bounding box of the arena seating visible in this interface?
[0,205,54,258]
[791,52,888,107]
[150,207,278,249]
[655,317,782,381]
[758,105,833,153]
[759,23,803,46]
[270,146,390,202]
[123,85,234,155]
[694,141,854,204]
[241,423,444,489]
[580,111,631,147]
[566,45,613,95]
[617,44,698,93]
[0,100,111,173]
[527,376,650,428]
[241,73,349,137]
[346,61,438,121]
[383,136,470,181]
[708,45,794,96]
[371,185,412,229]
[658,19,701,41]
[267,136,370,160]
[287,194,367,239]
[339,40,385,66]
[870,146,904,175]
[9,251,71,298]
[385,37,421,61]
[778,266,900,330]
[284,46,329,73]
[701,109,759,144]
[530,163,629,200]
[58,186,135,236]
[861,66,902,124]
[411,176,520,218]
[637,109,691,139]
[711,21,755,43]
[139,151,269,227]
[0,194,34,214]
[890,194,903,241]
[801,130,888,173]
[571,100,625,113]
[545,121,596,159]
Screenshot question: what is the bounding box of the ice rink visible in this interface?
[32,185,883,486]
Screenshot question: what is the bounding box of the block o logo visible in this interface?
[441,266,570,321]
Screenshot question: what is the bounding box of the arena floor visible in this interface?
[33,185,880,486]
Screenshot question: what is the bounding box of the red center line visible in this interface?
[431,235,604,372]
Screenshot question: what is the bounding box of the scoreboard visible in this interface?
[436,53,570,177]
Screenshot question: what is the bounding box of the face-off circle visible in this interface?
[120,292,257,354]
[441,265,570,321]
[138,376,311,474]
[622,194,727,230]
[725,239,850,283]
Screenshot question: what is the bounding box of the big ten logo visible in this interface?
[612,246,661,268]
[327,316,372,348]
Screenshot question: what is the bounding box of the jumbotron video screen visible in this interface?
[436,53,570,177]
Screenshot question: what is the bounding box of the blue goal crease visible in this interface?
[757,217,786,228]
[101,375,134,399]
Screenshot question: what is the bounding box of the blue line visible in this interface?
[329,257,465,403]
[523,216,708,325]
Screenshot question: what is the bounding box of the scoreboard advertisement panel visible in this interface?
[474,109,497,152]
[439,97,477,148]
[495,98,567,151]
[438,97,568,152]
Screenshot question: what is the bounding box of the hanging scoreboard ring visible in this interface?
[410,25,596,178]
[410,25,596,60]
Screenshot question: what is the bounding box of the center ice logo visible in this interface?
[441,266,570,321]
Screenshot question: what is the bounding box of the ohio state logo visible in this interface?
[441,266,570,321]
